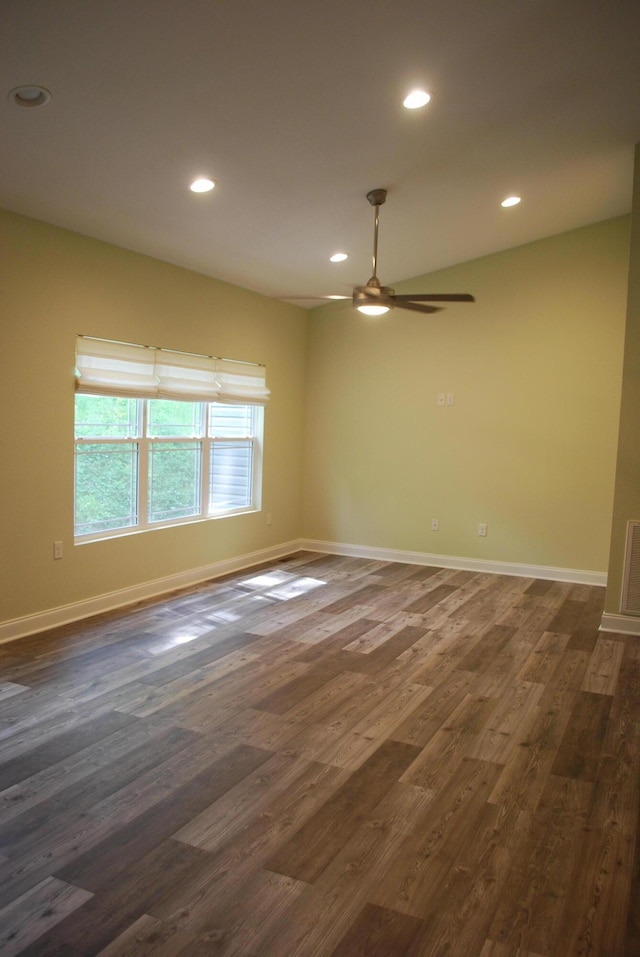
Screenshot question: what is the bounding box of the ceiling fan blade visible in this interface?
[275,295,350,301]
[393,293,475,303]
[395,300,442,314]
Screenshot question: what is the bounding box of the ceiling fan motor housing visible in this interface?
[353,276,395,309]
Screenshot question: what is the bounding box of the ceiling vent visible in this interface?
[621,521,640,617]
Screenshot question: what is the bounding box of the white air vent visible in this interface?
[621,521,640,617]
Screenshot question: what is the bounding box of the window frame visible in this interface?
[74,396,263,542]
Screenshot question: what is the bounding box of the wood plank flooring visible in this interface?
[0,552,638,956]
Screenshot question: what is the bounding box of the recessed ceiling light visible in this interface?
[328,295,349,300]
[403,89,431,110]
[190,178,216,193]
[329,252,348,263]
[9,85,51,108]
[501,195,521,207]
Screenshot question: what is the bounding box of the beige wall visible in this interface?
[0,209,309,623]
[606,144,640,612]
[0,206,632,630]
[302,217,630,574]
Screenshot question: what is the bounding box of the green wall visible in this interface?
[302,217,630,574]
[606,144,640,612]
[0,209,309,624]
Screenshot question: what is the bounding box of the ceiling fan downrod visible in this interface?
[366,188,387,284]
[353,188,394,313]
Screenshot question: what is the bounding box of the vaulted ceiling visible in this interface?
[3,0,640,307]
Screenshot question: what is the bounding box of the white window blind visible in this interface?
[75,337,270,405]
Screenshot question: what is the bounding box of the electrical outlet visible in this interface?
[478,523,488,537]
[446,393,455,406]
[431,518,439,531]
[53,541,63,560]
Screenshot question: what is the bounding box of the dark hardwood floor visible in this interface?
[0,552,638,956]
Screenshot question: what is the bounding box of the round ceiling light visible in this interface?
[329,252,348,263]
[9,85,51,108]
[501,195,521,207]
[357,304,390,316]
[190,178,216,193]
[403,89,431,110]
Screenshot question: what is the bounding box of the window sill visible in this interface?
[75,507,259,545]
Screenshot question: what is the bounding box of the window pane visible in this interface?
[208,403,253,437]
[149,441,201,523]
[75,443,138,535]
[209,440,253,512]
[147,400,203,438]
[74,394,139,439]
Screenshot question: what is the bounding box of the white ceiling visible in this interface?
[2,0,640,308]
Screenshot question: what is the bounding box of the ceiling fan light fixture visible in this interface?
[403,89,431,110]
[357,303,390,316]
[353,278,394,316]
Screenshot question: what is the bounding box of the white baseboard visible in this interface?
[599,613,640,636]
[300,539,607,587]
[0,540,302,644]
[1,537,610,645]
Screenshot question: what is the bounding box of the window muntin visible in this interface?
[74,395,262,540]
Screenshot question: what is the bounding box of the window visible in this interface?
[74,338,268,540]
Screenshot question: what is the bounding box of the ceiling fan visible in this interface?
[351,189,475,316]
[283,189,475,316]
